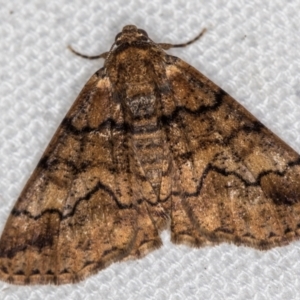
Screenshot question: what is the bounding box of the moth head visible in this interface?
[114,25,149,46]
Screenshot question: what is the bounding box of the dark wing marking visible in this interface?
[165,56,300,249]
[0,70,164,285]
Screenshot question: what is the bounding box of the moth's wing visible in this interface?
[0,70,164,285]
[164,56,300,249]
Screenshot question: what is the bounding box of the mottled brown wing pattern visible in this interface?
[0,70,165,285]
[164,55,300,249]
[1,24,300,286]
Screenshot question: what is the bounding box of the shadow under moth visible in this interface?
[1,25,300,285]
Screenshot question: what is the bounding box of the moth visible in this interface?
[1,25,300,285]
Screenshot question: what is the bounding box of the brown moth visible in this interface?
[1,25,300,285]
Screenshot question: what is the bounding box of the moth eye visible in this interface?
[115,32,122,42]
[137,29,148,37]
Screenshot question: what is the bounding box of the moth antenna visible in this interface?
[158,28,207,50]
[68,45,109,60]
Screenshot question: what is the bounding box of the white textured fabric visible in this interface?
[0,0,300,299]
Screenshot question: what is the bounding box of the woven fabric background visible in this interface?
[1,0,300,299]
